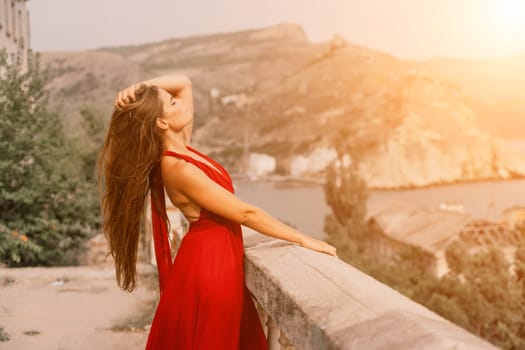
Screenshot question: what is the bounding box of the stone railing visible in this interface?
[241,227,498,350]
[145,206,497,349]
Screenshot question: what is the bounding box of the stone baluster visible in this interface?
[279,331,294,350]
[266,315,280,350]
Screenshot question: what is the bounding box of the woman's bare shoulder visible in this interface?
[161,156,203,189]
[161,155,188,176]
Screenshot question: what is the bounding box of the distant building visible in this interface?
[367,200,521,278]
[290,147,337,177]
[456,218,521,274]
[247,152,276,179]
[0,0,31,66]
[503,206,525,229]
[438,200,465,214]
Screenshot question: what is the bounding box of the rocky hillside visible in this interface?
[40,50,149,133]
[39,23,525,188]
[421,56,525,139]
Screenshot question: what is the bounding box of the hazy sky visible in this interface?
[28,0,525,60]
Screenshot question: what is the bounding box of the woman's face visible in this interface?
[157,88,192,131]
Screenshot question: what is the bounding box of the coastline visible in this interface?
[231,172,525,191]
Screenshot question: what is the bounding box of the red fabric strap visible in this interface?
[150,172,173,295]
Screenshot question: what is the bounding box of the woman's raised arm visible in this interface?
[114,74,194,144]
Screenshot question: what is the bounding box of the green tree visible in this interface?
[444,240,525,349]
[515,222,525,298]
[78,106,105,182]
[0,49,98,266]
[0,323,9,342]
[324,141,369,263]
[74,105,105,231]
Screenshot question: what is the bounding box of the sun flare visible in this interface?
[503,0,525,22]
[478,0,525,56]
[496,0,525,34]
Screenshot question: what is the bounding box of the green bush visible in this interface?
[0,324,9,342]
[0,49,99,266]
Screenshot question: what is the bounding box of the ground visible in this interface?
[0,264,158,350]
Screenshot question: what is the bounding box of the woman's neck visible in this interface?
[162,130,187,153]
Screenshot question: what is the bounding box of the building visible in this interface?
[367,200,522,278]
[503,206,525,229]
[0,0,31,66]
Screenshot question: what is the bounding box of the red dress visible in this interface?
[145,145,268,350]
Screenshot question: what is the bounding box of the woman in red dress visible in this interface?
[97,74,338,349]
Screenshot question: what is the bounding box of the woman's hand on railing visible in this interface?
[300,236,338,257]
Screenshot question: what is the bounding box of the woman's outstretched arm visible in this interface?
[114,75,194,144]
[162,156,338,257]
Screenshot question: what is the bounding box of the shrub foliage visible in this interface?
[0,50,100,266]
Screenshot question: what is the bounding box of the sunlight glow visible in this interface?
[481,0,525,56]
[503,0,525,22]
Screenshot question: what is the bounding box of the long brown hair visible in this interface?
[97,84,168,292]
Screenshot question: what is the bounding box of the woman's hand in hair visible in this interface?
[114,83,141,109]
[299,236,338,257]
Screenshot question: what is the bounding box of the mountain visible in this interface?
[421,56,525,139]
[39,23,525,189]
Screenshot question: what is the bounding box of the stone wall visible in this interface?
[242,227,498,349]
[0,0,30,66]
[153,212,498,349]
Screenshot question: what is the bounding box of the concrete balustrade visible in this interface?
[241,227,498,350]
[146,206,497,349]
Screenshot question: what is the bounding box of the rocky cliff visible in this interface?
[39,23,525,189]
